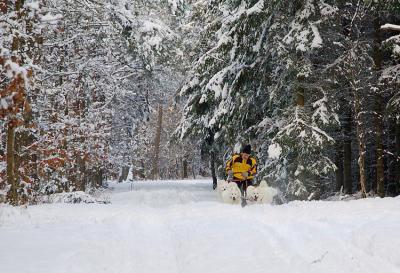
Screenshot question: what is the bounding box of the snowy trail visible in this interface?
[1,180,400,273]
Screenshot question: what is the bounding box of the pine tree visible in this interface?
[179,0,340,200]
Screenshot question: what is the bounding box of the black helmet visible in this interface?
[241,144,251,154]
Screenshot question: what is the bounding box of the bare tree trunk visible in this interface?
[0,142,4,190]
[140,161,145,179]
[5,0,23,205]
[356,133,367,198]
[6,122,17,205]
[180,158,183,179]
[353,91,367,198]
[210,150,217,189]
[343,113,352,194]
[93,168,103,188]
[182,158,188,179]
[335,140,344,191]
[118,166,129,182]
[375,95,385,197]
[192,161,196,179]
[175,158,179,179]
[151,104,163,180]
[296,74,311,195]
[396,119,400,195]
[14,131,23,200]
[77,155,86,191]
[373,11,385,197]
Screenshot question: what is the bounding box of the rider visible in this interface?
[225,144,257,194]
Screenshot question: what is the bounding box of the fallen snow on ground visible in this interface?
[1,179,400,273]
[38,191,111,204]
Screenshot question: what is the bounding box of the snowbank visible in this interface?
[39,191,110,204]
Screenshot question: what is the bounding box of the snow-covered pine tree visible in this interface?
[178,0,272,181]
[178,0,339,199]
[263,0,341,200]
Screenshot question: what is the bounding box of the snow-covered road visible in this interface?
[1,179,400,273]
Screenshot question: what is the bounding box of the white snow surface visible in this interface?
[1,179,400,273]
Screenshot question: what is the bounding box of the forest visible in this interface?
[1,0,400,205]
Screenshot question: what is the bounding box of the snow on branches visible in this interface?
[381,23,400,32]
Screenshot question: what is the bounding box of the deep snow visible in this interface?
[1,179,400,273]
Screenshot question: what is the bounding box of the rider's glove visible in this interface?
[227,170,233,179]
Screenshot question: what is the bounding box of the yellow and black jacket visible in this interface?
[225,154,257,181]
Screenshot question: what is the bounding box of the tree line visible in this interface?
[1,0,400,205]
[177,0,400,200]
[0,0,199,205]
